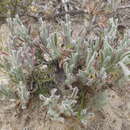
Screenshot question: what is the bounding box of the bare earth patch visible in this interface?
[0,87,130,130]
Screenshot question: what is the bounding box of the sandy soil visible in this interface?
[0,86,130,130]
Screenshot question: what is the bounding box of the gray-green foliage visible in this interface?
[38,17,130,121]
[0,15,35,108]
[0,84,16,99]
[0,15,130,122]
[39,87,78,122]
[62,18,130,87]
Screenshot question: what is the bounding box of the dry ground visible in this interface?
[0,84,130,130]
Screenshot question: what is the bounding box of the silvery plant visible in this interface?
[0,15,35,108]
[38,17,130,121]
[0,14,129,122]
